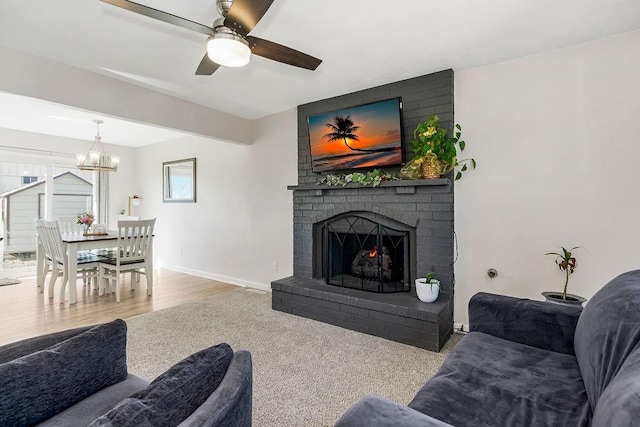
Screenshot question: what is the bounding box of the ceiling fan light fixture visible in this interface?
[100,0,321,75]
[206,33,251,68]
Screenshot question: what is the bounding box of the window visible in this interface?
[22,176,38,184]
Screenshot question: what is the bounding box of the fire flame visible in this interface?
[368,245,378,258]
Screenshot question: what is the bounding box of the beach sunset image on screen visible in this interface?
[307,98,403,172]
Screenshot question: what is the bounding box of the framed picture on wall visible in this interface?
[162,158,196,203]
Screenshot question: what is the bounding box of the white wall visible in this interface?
[136,109,297,290]
[454,30,640,326]
[246,109,298,284]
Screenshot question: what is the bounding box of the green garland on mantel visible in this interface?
[318,169,400,187]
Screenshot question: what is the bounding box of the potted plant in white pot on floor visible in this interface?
[543,246,587,306]
[415,271,440,303]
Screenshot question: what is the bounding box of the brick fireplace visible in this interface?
[272,70,455,351]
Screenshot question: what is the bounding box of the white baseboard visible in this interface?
[162,265,272,293]
[454,322,469,333]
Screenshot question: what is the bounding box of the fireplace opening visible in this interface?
[322,215,409,293]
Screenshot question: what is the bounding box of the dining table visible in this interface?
[36,231,154,304]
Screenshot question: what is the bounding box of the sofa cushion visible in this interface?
[0,324,97,364]
[0,319,128,426]
[38,374,150,427]
[335,395,454,427]
[574,270,640,410]
[408,332,591,426]
[89,343,234,427]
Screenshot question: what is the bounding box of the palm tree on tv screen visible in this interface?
[323,115,370,152]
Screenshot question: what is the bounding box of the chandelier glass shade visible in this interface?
[76,119,120,172]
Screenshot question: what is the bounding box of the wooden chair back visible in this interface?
[58,216,83,233]
[116,219,156,265]
[35,220,54,261]
[44,221,67,265]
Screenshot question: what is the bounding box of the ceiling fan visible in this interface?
[100,0,322,75]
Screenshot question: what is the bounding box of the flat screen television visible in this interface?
[307,97,404,173]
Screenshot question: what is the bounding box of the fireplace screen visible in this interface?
[323,215,409,293]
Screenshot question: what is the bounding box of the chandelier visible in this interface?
[76,119,120,172]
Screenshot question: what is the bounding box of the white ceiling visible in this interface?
[0,0,639,145]
[0,92,190,147]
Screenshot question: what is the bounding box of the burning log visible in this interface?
[351,245,392,280]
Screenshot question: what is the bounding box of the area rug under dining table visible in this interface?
[125,287,461,426]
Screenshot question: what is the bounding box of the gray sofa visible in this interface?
[0,319,253,426]
[335,270,640,426]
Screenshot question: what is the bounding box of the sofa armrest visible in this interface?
[334,396,453,427]
[178,350,253,427]
[469,292,582,354]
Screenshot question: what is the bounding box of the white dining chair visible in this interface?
[35,220,57,296]
[58,216,84,234]
[99,218,156,303]
[43,221,103,302]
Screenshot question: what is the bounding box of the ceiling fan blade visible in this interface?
[100,0,214,36]
[224,0,274,37]
[195,53,221,75]
[246,36,322,71]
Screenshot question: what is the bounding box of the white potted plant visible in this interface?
[415,271,440,303]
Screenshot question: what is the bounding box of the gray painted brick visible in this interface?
[324,196,347,203]
[433,228,454,238]
[287,70,455,351]
[416,203,452,212]
[370,194,400,203]
[396,186,416,194]
[340,304,370,317]
[422,255,454,266]
[416,228,433,237]
[385,203,417,211]
[433,211,454,221]
[386,323,423,340]
[353,314,388,333]
[369,310,431,330]
[430,194,454,203]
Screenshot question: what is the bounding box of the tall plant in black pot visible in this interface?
[543,246,586,305]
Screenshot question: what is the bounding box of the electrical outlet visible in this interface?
[272,262,278,271]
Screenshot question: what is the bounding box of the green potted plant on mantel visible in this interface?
[543,246,587,306]
[411,115,476,180]
[415,271,440,303]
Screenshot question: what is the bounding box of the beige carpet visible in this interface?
[125,288,462,426]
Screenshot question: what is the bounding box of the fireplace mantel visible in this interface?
[287,178,450,192]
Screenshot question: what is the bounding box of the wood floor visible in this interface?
[0,269,238,345]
